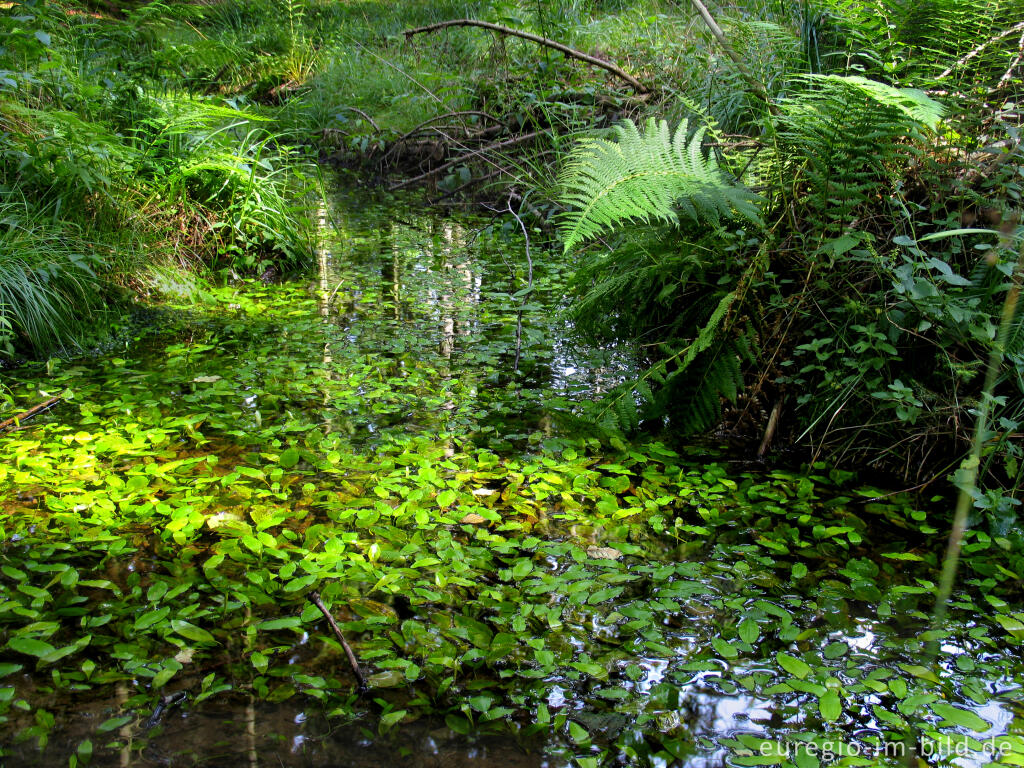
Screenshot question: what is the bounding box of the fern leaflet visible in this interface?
[558,118,764,252]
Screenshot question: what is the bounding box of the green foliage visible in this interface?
[558,118,762,252]
[568,233,754,435]
[0,1,318,356]
[554,0,1021,500]
[772,75,944,233]
[816,0,1022,87]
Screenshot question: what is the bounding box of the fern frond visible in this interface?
[775,75,944,233]
[558,118,764,253]
[798,74,946,129]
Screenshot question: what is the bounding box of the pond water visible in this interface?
[1,189,1022,767]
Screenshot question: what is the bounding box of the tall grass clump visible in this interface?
[0,0,318,358]
[0,201,103,356]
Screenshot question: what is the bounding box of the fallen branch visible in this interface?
[382,111,508,165]
[309,591,368,692]
[388,130,542,191]
[0,396,61,433]
[391,111,506,147]
[404,19,649,94]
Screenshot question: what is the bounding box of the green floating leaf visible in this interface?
[899,664,940,684]
[511,558,533,580]
[823,642,848,659]
[995,614,1024,640]
[152,666,177,689]
[135,607,171,632]
[7,637,56,658]
[819,690,842,722]
[738,619,760,644]
[0,663,24,677]
[257,617,302,631]
[77,738,93,763]
[379,709,407,728]
[366,670,405,688]
[40,637,90,667]
[712,637,739,659]
[446,714,471,734]
[777,652,811,679]
[284,574,317,592]
[170,620,217,645]
[568,720,590,744]
[930,702,992,733]
[588,586,623,605]
[97,715,133,733]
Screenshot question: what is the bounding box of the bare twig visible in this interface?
[334,106,381,133]
[308,591,367,692]
[997,28,1024,89]
[507,189,555,225]
[404,19,649,94]
[388,131,542,191]
[937,21,1024,80]
[0,396,61,433]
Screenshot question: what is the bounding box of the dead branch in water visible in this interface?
[403,19,650,94]
[309,591,368,692]
[0,396,61,433]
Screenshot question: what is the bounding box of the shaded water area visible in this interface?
[1,190,1023,767]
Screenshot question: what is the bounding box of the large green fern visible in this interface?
[768,75,945,235]
[558,118,763,253]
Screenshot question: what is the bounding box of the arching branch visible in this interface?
[403,19,649,94]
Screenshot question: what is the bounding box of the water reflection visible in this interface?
[317,190,627,446]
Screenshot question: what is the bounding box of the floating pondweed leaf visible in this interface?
[777,652,812,679]
[366,670,405,688]
[930,702,992,733]
[994,613,1024,640]
[96,715,133,733]
[823,641,848,659]
[7,637,56,658]
[819,689,842,722]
